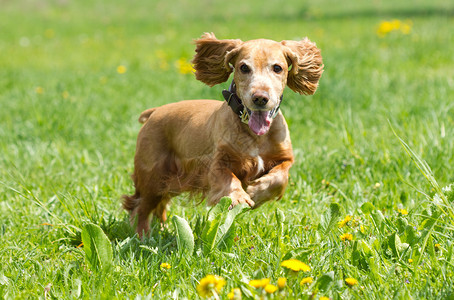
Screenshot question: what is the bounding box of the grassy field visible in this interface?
[1,0,454,298]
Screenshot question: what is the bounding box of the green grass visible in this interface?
[1,0,454,298]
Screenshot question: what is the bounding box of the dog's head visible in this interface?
[192,33,323,135]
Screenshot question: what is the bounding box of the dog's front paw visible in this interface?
[229,190,255,209]
[246,178,270,199]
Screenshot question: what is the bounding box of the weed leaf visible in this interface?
[361,202,375,214]
[201,197,249,254]
[201,198,230,254]
[218,222,236,252]
[371,209,386,235]
[81,223,113,271]
[415,210,440,264]
[172,215,195,255]
[315,271,334,292]
[320,203,342,234]
[207,197,231,221]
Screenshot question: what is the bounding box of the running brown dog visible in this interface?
[123,33,323,236]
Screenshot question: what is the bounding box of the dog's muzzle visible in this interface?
[222,81,282,126]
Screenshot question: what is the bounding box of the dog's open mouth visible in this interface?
[248,110,272,136]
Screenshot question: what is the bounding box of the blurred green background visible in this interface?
[1,0,453,298]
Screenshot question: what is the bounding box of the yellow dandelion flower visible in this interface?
[400,23,411,34]
[117,65,127,74]
[62,91,69,99]
[377,21,394,37]
[340,233,353,241]
[300,277,313,285]
[35,86,44,94]
[264,284,278,294]
[374,182,381,189]
[176,58,194,74]
[397,208,408,215]
[345,277,358,287]
[320,297,330,300]
[160,262,171,269]
[249,278,270,288]
[338,215,352,228]
[408,258,413,263]
[281,259,311,272]
[227,291,234,300]
[196,275,226,298]
[435,243,441,251]
[377,19,412,37]
[360,225,365,233]
[277,277,286,289]
[227,288,241,300]
[390,19,401,30]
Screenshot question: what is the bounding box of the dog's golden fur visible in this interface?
[123,33,323,236]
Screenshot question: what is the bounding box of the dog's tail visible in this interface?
[138,108,157,124]
[122,192,140,213]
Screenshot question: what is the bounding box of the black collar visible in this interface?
[222,81,283,124]
[222,81,248,122]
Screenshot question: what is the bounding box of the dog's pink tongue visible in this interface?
[248,111,271,135]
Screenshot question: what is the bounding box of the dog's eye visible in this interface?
[273,64,283,73]
[240,64,251,74]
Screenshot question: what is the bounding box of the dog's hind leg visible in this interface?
[123,170,170,237]
[131,193,169,238]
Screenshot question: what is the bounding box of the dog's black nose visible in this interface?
[252,91,269,106]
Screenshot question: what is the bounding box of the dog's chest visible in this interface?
[249,148,265,176]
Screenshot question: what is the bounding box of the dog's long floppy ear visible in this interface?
[192,33,242,86]
[281,38,323,95]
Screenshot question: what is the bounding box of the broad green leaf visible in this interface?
[352,249,361,266]
[360,202,375,214]
[387,233,399,258]
[172,215,194,255]
[207,197,231,221]
[388,233,410,258]
[201,197,249,254]
[361,240,373,256]
[193,215,204,237]
[201,198,230,254]
[320,203,342,234]
[81,223,113,271]
[217,202,248,243]
[396,217,408,234]
[426,235,435,258]
[201,216,223,255]
[415,211,440,264]
[371,209,385,234]
[398,242,410,254]
[329,203,341,225]
[405,225,419,246]
[368,256,382,283]
[315,271,334,292]
[282,247,313,261]
[218,222,236,252]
